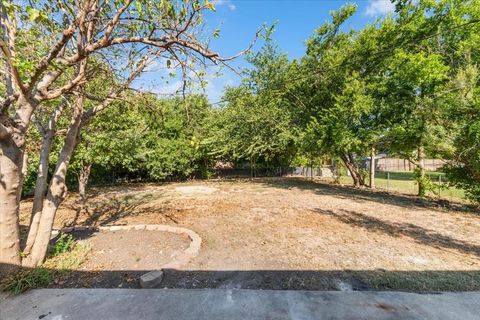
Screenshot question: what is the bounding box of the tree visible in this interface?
[1,0,231,269]
[206,40,298,170]
[305,74,376,187]
[135,94,213,180]
[300,0,480,194]
[71,93,144,201]
[301,4,378,187]
[208,87,297,170]
[378,0,479,196]
[444,65,480,205]
[382,51,450,196]
[432,0,480,204]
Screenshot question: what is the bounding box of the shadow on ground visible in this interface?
[313,208,480,257]
[253,177,477,212]
[1,263,479,292]
[63,191,172,227]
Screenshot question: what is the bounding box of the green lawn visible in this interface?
[338,171,465,201]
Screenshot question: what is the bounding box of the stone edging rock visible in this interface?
[51,224,202,269]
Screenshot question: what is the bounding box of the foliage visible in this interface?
[49,232,75,257]
[11,0,480,206]
[69,94,213,184]
[44,241,91,273]
[444,66,480,204]
[0,268,53,295]
[0,241,91,294]
[206,40,299,168]
[296,0,480,196]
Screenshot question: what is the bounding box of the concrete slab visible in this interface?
[1,289,479,320]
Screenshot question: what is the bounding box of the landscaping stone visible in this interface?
[140,270,164,288]
[109,226,125,231]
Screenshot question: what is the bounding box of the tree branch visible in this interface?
[83,50,160,119]
[27,23,77,94]
[0,39,26,94]
[0,121,12,140]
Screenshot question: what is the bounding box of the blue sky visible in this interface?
[136,0,395,102]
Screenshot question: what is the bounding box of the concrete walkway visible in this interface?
[1,289,480,320]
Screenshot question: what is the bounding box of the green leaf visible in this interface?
[1,1,16,17]
[205,1,216,11]
[136,1,143,18]
[26,6,40,22]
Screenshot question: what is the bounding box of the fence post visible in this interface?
[387,172,390,191]
[438,174,442,198]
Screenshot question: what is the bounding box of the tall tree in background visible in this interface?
[302,4,373,187]
[382,51,450,196]
[207,38,298,170]
[380,0,479,196]
[437,0,480,204]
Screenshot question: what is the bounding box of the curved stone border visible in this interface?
[51,224,202,269]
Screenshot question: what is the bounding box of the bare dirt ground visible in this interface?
[47,229,190,288]
[19,177,480,291]
[79,229,190,271]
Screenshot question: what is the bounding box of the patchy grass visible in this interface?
[337,171,465,201]
[0,241,91,294]
[365,270,480,292]
[43,241,91,273]
[0,267,53,295]
[49,232,75,257]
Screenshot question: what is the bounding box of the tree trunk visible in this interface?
[0,94,38,271]
[417,144,426,197]
[23,103,65,255]
[310,157,313,180]
[23,95,84,267]
[340,153,365,187]
[78,162,92,202]
[369,147,376,189]
[0,139,24,270]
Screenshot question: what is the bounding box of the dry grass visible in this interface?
[18,177,480,291]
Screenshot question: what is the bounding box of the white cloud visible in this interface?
[186,67,233,102]
[151,80,184,96]
[144,57,176,73]
[212,0,236,11]
[204,74,236,103]
[365,0,395,17]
